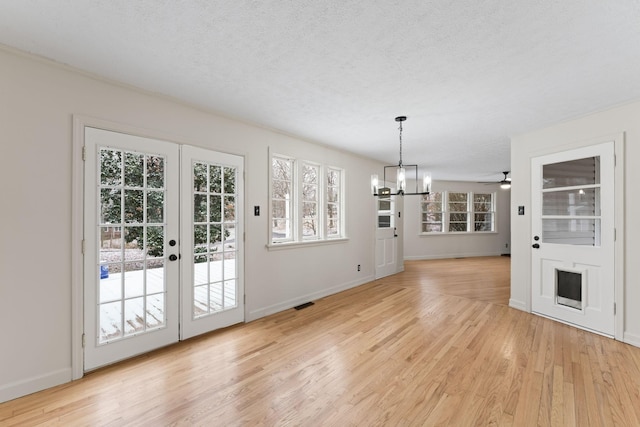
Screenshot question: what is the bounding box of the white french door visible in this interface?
[180,145,244,339]
[84,127,244,370]
[531,142,615,336]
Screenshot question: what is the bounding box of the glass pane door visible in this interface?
[180,145,244,340]
[84,127,179,371]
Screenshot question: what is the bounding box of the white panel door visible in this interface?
[375,195,398,279]
[531,142,615,336]
[84,127,180,370]
[180,145,244,340]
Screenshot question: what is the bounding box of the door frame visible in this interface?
[524,133,625,341]
[71,115,247,379]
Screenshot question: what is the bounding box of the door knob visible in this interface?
[532,243,540,249]
[169,254,178,261]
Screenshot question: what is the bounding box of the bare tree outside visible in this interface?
[302,163,319,238]
[421,192,443,233]
[272,156,292,240]
[327,168,341,236]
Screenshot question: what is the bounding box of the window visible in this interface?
[271,156,293,240]
[473,193,494,231]
[270,153,344,244]
[448,192,469,232]
[326,168,342,237]
[420,192,442,232]
[302,163,319,238]
[421,191,495,233]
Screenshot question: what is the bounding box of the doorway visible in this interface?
[83,126,244,370]
[531,142,615,336]
[375,193,403,279]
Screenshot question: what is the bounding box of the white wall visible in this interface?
[403,180,511,260]
[510,99,640,348]
[0,47,382,402]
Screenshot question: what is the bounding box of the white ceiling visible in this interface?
[1,1,640,181]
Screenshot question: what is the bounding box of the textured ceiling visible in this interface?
[1,1,640,181]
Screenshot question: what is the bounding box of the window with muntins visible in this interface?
[421,191,495,233]
[271,153,344,244]
[271,156,293,241]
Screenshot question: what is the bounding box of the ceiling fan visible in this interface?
[479,171,511,189]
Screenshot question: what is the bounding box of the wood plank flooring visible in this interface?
[3,256,640,426]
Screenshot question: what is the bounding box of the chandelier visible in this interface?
[371,116,431,196]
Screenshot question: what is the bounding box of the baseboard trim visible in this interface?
[0,368,71,403]
[404,252,503,261]
[509,299,528,312]
[247,275,375,321]
[623,331,640,349]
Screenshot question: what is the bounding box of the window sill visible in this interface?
[419,231,498,236]
[267,237,349,251]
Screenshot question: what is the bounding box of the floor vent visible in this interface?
[294,302,315,310]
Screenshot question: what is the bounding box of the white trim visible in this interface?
[613,133,625,341]
[0,368,71,403]
[624,332,640,348]
[404,252,504,260]
[266,237,349,251]
[71,116,85,380]
[246,275,374,321]
[509,298,527,311]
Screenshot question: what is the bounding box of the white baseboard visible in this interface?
[623,331,640,349]
[247,275,375,321]
[404,252,503,261]
[509,299,528,312]
[0,368,71,403]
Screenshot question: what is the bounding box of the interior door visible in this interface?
[375,194,398,279]
[531,142,615,336]
[180,145,244,339]
[84,127,180,370]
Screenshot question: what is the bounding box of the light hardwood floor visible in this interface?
[2,257,640,426]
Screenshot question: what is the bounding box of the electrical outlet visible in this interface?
[357,264,361,271]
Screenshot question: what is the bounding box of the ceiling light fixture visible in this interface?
[499,171,511,189]
[371,116,431,196]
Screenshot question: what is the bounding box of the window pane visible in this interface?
[450,213,467,222]
[100,149,122,186]
[223,167,235,194]
[543,188,599,216]
[147,191,164,223]
[146,156,164,189]
[272,158,292,181]
[193,163,207,192]
[449,202,468,212]
[543,156,599,189]
[542,219,599,246]
[422,223,443,233]
[124,152,144,187]
[449,222,468,232]
[422,213,442,222]
[124,190,144,223]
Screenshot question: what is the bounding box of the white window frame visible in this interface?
[269,151,345,247]
[420,191,496,234]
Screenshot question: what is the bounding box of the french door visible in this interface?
[84,127,243,370]
[531,142,615,336]
[180,145,244,339]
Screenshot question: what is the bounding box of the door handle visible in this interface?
[532,243,540,249]
[169,254,178,261]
